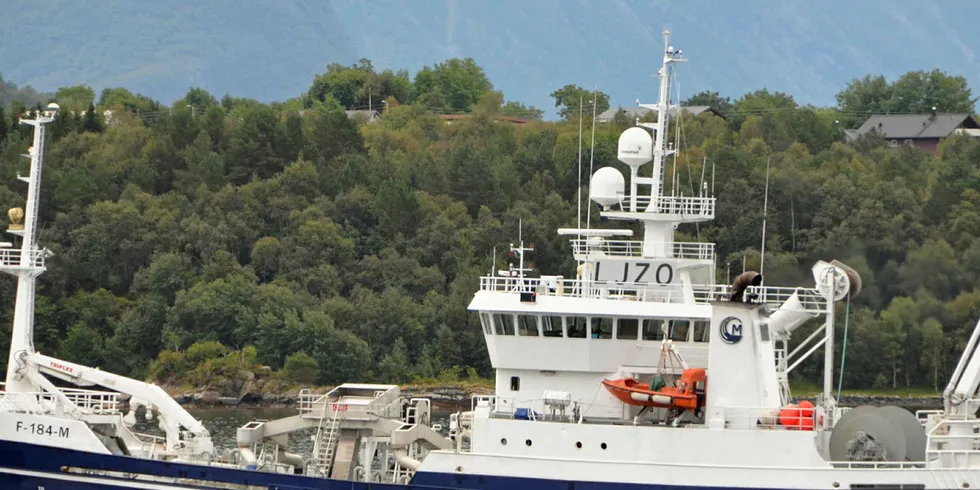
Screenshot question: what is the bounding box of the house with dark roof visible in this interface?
[596,105,725,123]
[846,112,980,154]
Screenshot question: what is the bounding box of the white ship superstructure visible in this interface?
[3,28,980,490]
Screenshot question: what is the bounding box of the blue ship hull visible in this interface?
[0,439,780,490]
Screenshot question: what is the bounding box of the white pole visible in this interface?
[577,95,584,231]
[760,156,770,285]
[586,86,598,231]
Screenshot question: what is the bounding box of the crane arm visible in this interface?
[944,318,980,416]
[27,352,213,455]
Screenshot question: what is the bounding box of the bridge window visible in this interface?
[518,315,539,336]
[642,319,665,340]
[669,320,690,341]
[567,316,587,338]
[542,316,563,337]
[617,318,639,340]
[693,320,710,342]
[494,314,515,335]
[511,376,520,391]
[591,317,613,339]
[479,312,492,334]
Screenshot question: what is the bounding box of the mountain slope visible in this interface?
[2,0,978,116]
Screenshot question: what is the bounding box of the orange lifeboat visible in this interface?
[602,368,706,411]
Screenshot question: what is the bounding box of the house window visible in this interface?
[510,376,520,391]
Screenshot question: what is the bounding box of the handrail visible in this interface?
[0,387,121,416]
[0,248,46,269]
[609,195,716,217]
[567,239,714,260]
[479,277,829,313]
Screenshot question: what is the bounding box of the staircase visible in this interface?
[311,402,341,477]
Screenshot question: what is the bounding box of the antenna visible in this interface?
[711,160,716,196]
[760,156,771,286]
[577,94,584,233]
[586,85,598,231]
[491,246,496,277]
[699,156,707,197]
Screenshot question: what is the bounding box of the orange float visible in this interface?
[778,400,815,430]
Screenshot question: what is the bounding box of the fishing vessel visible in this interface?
[4,29,980,490]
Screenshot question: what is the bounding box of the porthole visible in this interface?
[600,442,607,450]
[525,439,532,446]
[500,438,507,445]
[575,441,582,449]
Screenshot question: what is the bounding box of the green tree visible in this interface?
[55,84,96,112]
[501,101,543,120]
[549,84,610,120]
[414,58,493,112]
[283,351,319,384]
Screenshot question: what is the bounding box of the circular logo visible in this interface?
[719,316,744,344]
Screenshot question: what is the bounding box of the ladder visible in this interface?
[312,401,341,477]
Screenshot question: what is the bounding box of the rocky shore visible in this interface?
[796,394,942,409]
[170,384,493,410]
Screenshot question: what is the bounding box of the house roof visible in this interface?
[853,114,979,140]
[597,106,652,121]
[344,109,380,120]
[597,105,722,122]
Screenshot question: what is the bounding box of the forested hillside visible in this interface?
[1,59,979,394]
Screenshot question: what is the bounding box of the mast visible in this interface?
[3,103,57,392]
[642,29,685,205]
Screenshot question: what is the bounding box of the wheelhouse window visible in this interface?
[617,318,639,340]
[642,319,665,340]
[479,312,492,335]
[693,320,710,342]
[518,315,539,336]
[567,316,587,338]
[542,316,564,337]
[669,320,690,341]
[494,313,515,335]
[591,317,613,339]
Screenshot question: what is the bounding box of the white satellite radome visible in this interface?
[590,166,625,208]
[617,127,653,168]
[46,102,61,112]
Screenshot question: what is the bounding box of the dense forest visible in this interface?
[0,58,978,395]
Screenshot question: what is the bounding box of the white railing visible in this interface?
[612,195,716,218]
[61,387,121,414]
[297,389,385,421]
[134,432,168,458]
[567,239,714,261]
[0,389,120,417]
[0,248,46,269]
[719,406,819,431]
[480,277,829,313]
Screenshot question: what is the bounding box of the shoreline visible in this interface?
[166,384,942,411]
[170,384,491,411]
